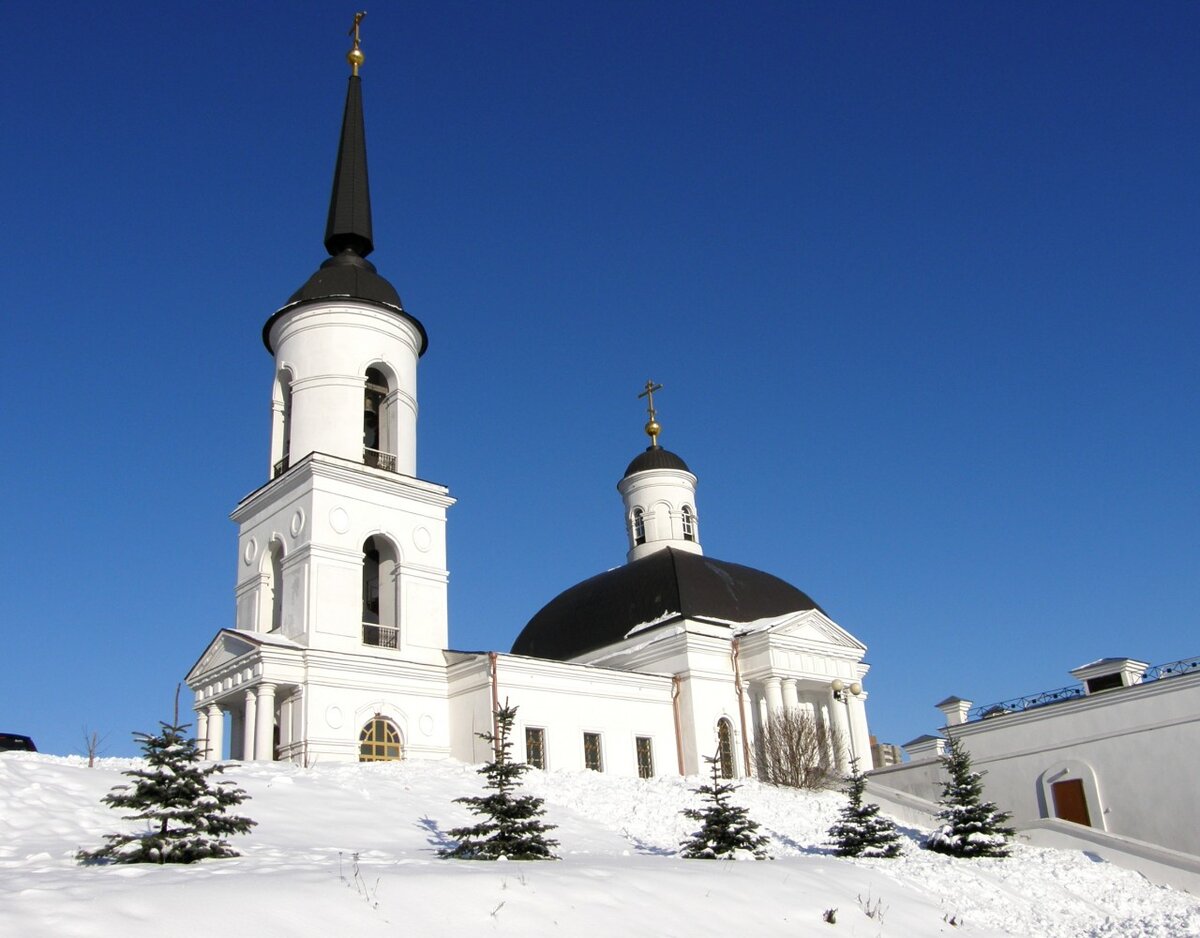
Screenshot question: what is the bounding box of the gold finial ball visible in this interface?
[645,419,661,439]
[347,47,365,68]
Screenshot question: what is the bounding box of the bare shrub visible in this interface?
[82,727,109,768]
[756,708,843,790]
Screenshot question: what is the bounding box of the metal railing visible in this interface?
[967,653,1200,722]
[968,685,1084,722]
[364,447,397,472]
[362,622,399,649]
[273,455,290,478]
[1142,655,1200,682]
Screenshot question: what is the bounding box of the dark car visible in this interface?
[0,733,37,752]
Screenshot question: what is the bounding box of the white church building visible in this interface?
[186,37,875,779]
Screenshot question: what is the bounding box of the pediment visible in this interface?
[762,609,867,653]
[186,630,262,682]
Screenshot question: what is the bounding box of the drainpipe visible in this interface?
[732,636,753,778]
[488,652,501,757]
[671,675,685,775]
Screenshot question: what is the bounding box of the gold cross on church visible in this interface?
[638,380,664,446]
[347,12,367,75]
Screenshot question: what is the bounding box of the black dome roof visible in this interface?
[511,547,824,661]
[623,445,690,478]
[261,251,429,355]
[287,250,404,308]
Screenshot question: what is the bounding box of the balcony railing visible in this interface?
[273,455,290,478]
[364,447,397,472]
[362,622,399,649]
[967,653,1200,722]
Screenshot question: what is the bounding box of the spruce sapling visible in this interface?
[827,760,902,857]
[922,736,1014,858]
[679,751,770,859]
[77,719,254,864]
[440,701,558,860]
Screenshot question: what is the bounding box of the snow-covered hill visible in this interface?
[2,753,1197,937]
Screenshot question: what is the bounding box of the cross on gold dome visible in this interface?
[638,379,664,447]
[347,11,367,75]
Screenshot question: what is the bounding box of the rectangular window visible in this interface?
[525,727,546,770]
[583,732,603,772]
[635,736,654,779]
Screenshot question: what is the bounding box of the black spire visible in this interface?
[267,50,428,356]
[324,76,374,258]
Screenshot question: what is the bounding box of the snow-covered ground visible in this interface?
[3,752,1197,937]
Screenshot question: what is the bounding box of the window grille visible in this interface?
[525,727,546,769]
[717,718,735,779]
[681,506,695,541]
[583,732,603,772]
[359,717,403,762]
[635,736,654,779]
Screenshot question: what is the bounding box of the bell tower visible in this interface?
[229,20,452,667]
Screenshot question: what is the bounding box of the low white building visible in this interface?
[185,40,875,780]
[871,655,1200,858]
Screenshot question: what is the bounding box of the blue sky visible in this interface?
[2,2,1196,758]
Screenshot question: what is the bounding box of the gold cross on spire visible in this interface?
[347,11,367,75]
[638,379,664,447]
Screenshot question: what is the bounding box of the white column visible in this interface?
[195,708,208,757]
[828,689,851,773]
[764,677,784,721]
[255,683,277,761]
[781,678,799,712]
[848,694,873,770]
[205,703,224,761]
[243,689,258,760]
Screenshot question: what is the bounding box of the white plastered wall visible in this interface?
[231,455,453,665]
[447,653,677,776]
[876,671,1200,857]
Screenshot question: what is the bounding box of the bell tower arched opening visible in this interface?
[362,535,399,648]
[271,369,294,478]
[364,366,398,471]
[256,539,285,633]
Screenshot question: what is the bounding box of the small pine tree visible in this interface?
[679,752,770,859]
[440,702,558,860]
[827,760,902,858]
[77,720,255,864]
[922,736,1014,858]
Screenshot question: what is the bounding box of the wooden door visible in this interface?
[1051,779,1092,826]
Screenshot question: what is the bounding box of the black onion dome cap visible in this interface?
[261,251,428,355]
[288,250,403,307]
[511,547,824,661]
[624,445,690,478]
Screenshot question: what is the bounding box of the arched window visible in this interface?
[681,505,695,541]
[363,368,395,471]
[717,718,735,779]
[632,507,646,546]
[362,535,399,647]
[267,540,284,632]
[257,539,285,633]
[359,717,403,762]
[272,370,293,478]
